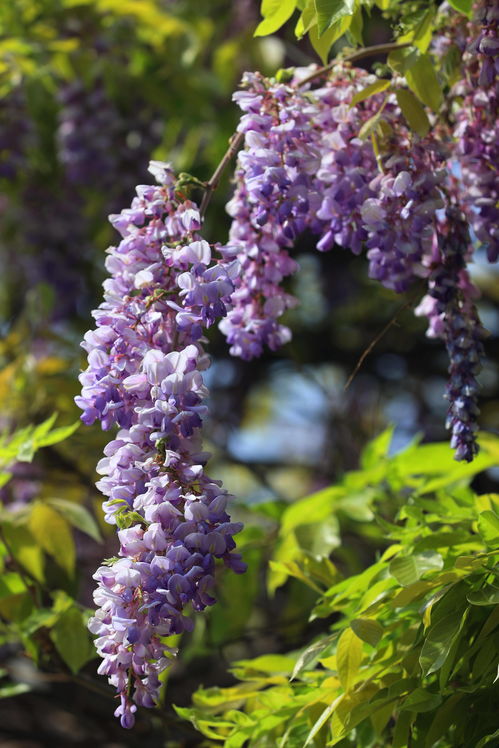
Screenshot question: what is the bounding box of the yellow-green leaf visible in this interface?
[29,502,75,576]
[350,79,391,107]
[336,627,363,691]
[314,0,354,36]
[351,618,384,647]
[255,0,297,36]
[1,523,44,582]
[405,53,443,111]
[395,89,430,136]
[50,607,95,674]
[309,15,351,63]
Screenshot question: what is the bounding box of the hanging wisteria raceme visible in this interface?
[219,71,313,360]
[415,207,486,462]
[451,0,498,262]
[76,161,245,728]
[222,65,446,343]
[221,65,390,359]
[220,64,486,461]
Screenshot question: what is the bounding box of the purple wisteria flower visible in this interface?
[77,161,245,727]
[415,207,486,461]
[451,0,498,262]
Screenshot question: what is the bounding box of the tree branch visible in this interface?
[299,42,413,87]
[200,131,245,217]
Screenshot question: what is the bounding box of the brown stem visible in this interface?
[299,41,413,87]
[200,131,245,217]
[199,41,412,218]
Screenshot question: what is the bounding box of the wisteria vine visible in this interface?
[77,6,497,728]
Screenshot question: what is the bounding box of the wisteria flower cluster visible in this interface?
[76,161,245,727]
[416,207,486,461]
[219,63,487,459]
[223,67,448,359]
[452,0,498,261]
[78,29,496,725]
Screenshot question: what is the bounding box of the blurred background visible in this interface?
[0,0,498,745]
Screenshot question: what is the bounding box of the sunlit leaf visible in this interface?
[336,627,363,691]
[46,498,102,543]
[350,617,383,647]
[389,552,443,587]
[404,53,443,111]
[255,0,297,36]
[313,0,355,36]
[50,607,96,674]
[29,502,75,576]
[395,89,430,136]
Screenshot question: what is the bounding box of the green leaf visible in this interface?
[29,502,75,576]
[291,633,337,679]
[424,694,463,748]
[309,15,351,63]
[255,0,297,36]
[401,688,442,713]
[0,682,31,698]
[350,618,384,647]
[295,1,316,38]
[405,53,443,111]
[389,552,443,587]
[46,498,102,543]
[392,710,413,748]
[358,103,387,139]
[478,510,499,547]
[50,607,95,674]
[1,523,44,582]
[390,552,444,587]
[395,89,430,136]
[304,693,344,746]
[447,0,472,17]
[350,80,391,108]
[35,420,80,448]
[313,0,354,36]
[467,586,499,606]
[419,611,465,676]
[336,627,363,691]
[0,572,26,598]
[476,728,499,748]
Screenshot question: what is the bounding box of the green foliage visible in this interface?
[0,415,99,690]
[255,0,463,140]
[179,432,499,746]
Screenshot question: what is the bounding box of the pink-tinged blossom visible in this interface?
[77,161,245,728]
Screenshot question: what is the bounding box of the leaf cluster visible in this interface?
[0,415,100,693]
[178,431,499,747]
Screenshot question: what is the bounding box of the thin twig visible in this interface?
[199,41,413,217]
[344,292,420,391]
[200,131,245,216]
[299,41,413,87]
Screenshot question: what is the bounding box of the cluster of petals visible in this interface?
[415,208,485,462]
[223,66,447,361]
[222,64,486,460]
[451,0,498,261]
[77,161,244,728]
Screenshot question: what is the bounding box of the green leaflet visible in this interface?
[313,0,355,36]
[255,0,297,36]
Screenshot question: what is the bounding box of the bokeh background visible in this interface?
[0,0,498,745]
